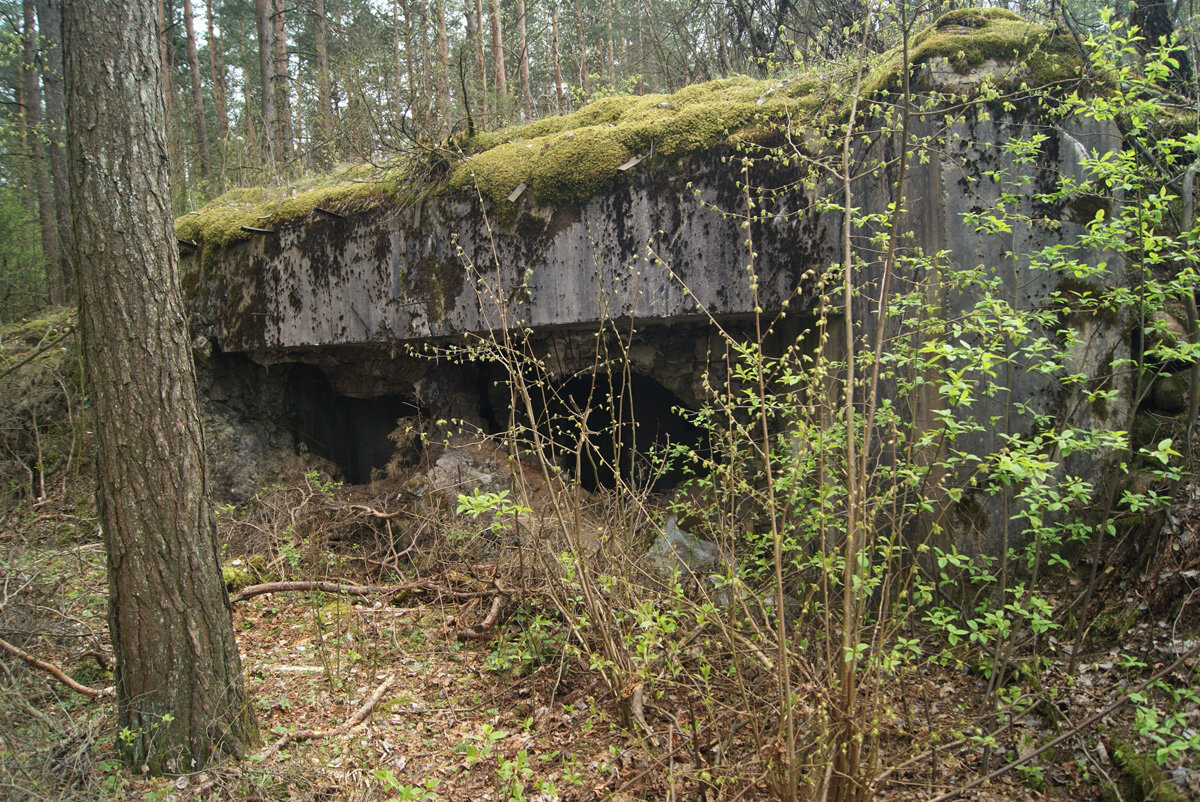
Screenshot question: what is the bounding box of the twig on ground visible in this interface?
[0,634,112,698]
[457,594,504,640]
[259,674,395,761]
[230,580,414,603]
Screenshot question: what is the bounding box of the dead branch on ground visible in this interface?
[0,634,112,698]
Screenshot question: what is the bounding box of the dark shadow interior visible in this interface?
[288,364,421,484]
[533,371,707,492]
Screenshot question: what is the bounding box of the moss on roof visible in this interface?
[177,9,1076,260]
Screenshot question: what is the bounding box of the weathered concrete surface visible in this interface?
[185,148,825,354]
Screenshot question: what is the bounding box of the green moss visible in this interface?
[1109,738,1189,802]
[221,563,253,592]
[863,8,1076,94]
[179,10,1075,254]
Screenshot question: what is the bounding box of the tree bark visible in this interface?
[272,0,293,160]
[314,0,333,168]
[35,0,72,303]
[205,0,228,138]
[551,1,564,111]
[517,0,532,119]
[436,0,450,135]
[488,0,507,112]
[255,0,278,167]
[182,0,211,181]
[575,0,587,95]
[472,0,488,124]
[63,0,256,773]
[23,0,58,305]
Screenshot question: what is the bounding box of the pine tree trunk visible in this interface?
[517,0,532,119]
[551,2,564,112]
[205,0,228,138]
[314,0,333,168]
[182,0,211,181]
[488,0,507,112]
[35,0,72,303]
[472,0,488,125]
[23,0,58,305]
[62,0,256,773]
[575,0,587,95]
[255,0,277,168]
[436,0,450,135]
[237,15,258,160]
[606,0,615,83]
[272,0,292,160]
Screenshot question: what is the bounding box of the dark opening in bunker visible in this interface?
[288,364,421,484]
[525,370,707,492]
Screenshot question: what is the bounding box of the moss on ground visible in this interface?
[177,9,1075,259]
[1108,737,1189,802]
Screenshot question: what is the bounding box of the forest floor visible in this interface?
[2,314,1200,801]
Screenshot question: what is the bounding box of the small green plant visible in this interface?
[497,749,533,801]
[373,767,441,800]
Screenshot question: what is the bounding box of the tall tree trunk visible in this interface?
[575,0,587,95]
[23,0,58,304]
[488,0,507,113]
[606,0,615,83]
[272,0,292,160]
[517,0,532,119]
[62,0,256,773]
[314,0,333,168]
[551,1,564,111]
[205,0,228,138]
[472,0,488,125]
[255,0,277,167]
[15,82,33,219]
[36,0,72,302]
[237,15,258,162]
[182,0,211,181]
[436,0,450,135]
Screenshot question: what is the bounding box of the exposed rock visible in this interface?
[642,515,720,579]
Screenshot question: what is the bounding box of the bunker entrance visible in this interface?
[521,370,706,492]
[287,364,421,484]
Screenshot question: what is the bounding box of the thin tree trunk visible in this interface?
[237,15,257,163]
[272,0,292,160]
[62,0,256,772]
[255,0,277,168]
[488,0,507,112]
[575,0,587,95]
[436,0,450,135]
[472,0,488,125]
[551,2,564,111]
[314,0,332,168]
[205,0,228,138]
[23,0,58,304]
[15,82,33,219]
[35,0,72,302]
[606,0,615,82]
[517,0,532,119]
[182,0,211,181]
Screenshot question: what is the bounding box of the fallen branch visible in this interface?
[348,504,407,520]
[259,674,395,761]
[0,634,112,698]
[231,578,508,605]
[457,594,504,640]
[229,580,416,603]
[931,640,1200,802]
